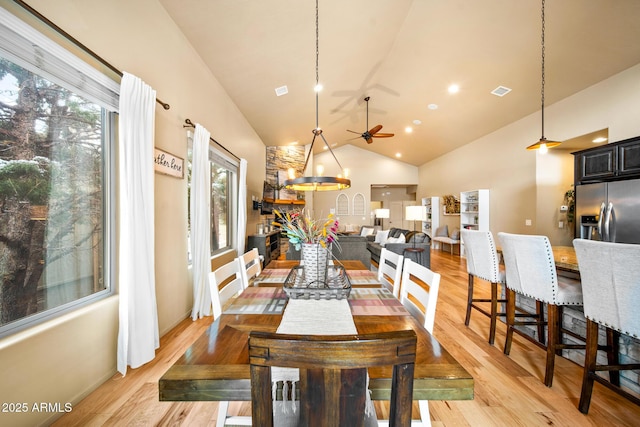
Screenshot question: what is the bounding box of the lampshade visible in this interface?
[405,205,427,222]
[526,137,561,153]
[374,208,390,219]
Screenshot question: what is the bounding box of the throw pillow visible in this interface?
[450,227,461,240]
[435,225,449,237]
[387,234,406,244]
[388,228,402,238]
[405,231,416,242]
[360,226,375,237]
[412,232,427,243]
[375,229,390,244]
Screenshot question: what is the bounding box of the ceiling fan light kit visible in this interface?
[529,0,560,153]
[284,0,350,192]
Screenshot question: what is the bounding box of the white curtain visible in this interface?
[236,158,248,255]
[117,73,159,376]
[190,124,216,320]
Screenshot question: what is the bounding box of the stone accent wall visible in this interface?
[265,146,305,201]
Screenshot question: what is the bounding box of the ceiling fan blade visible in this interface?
[366,137,373,144]
[372,133,394,138]
[368,124,384,135]
[346,129,362,135]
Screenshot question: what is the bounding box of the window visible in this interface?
[0,9,117,337]
[187,137,238,262]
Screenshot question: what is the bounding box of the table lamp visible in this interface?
[405,205,427,248]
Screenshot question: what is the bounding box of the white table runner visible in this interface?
[272,299,376,425]
[272,299,357,383]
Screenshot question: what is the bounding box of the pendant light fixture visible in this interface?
[284,0,351,191]
[527,0,560,153]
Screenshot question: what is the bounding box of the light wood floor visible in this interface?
[52,250,640,426]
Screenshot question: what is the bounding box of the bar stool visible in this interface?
[498,232,585,387]
[573,239,640,414]
[460,230,507,345]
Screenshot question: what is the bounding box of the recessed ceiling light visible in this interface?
[395,153,402,158]
[448,84,460,94]
[592,137,608,143]
[275,85,288,96]
[405,127,413,133]
[428,104,438,110]
[491,86,512,97]
[289,141,298,145]
[413,119,422,125]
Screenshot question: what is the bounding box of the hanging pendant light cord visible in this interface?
[540,0,546,140]
[305,0,346,173]
[315,0,320,130]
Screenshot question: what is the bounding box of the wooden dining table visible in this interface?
[159,261,474,403]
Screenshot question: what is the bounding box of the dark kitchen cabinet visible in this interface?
[574,136,640,184]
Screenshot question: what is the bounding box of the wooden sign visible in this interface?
[154,148,184,178]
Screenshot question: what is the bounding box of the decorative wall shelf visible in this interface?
[263,198,305,205]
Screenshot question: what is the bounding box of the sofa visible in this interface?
[286,234,371,269]
[366,227,431,269]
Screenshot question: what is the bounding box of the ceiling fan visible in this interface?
[347,96,394,144]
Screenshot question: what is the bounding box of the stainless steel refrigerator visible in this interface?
[575,178,640,243]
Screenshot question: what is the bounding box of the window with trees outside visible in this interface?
[187,139,238,264]
[0,10,116,337]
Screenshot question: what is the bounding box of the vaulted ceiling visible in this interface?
[159,0,640,166]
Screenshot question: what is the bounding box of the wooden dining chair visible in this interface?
[249,330,417,427]
[460,229,507,345]
[498,232,585,387]
[573,239,640,414]
[238,248,263,287]
[378,248,405,298]
[397,259,441,427]
[210,258,251,427]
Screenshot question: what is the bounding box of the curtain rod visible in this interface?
[12,0,170,110]
[184,119,240,161]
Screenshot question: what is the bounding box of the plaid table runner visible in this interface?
[224,286,409,316]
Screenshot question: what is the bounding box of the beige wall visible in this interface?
[311,144,419,227]
[418,63,640,244]
[0,1,266,425]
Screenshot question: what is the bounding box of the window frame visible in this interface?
[187,135,239,262]
[0,8,116,338]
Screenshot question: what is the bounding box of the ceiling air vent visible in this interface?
[275,85,288,96]
[491,86,512,97]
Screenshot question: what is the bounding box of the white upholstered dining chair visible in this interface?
[573,239,640,414]
[377,248,404,298]
[498,232,584,387]
[460,229,506,345]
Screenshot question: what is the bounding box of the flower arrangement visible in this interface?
[273,209,340,251]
